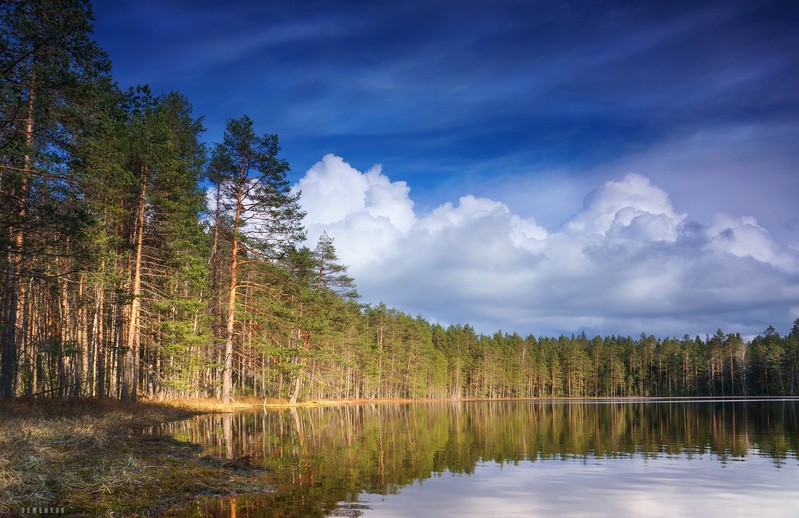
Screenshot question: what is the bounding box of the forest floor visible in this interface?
[0,397,271,517]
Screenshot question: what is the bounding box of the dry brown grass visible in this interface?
[157,396,265,413]
[0,396,437,515]
[0,398,269,517]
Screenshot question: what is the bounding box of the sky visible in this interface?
[91,0,799,338]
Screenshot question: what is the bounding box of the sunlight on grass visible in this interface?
[0,398,269,516]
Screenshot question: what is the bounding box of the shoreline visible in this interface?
[0,398,269,516]
[2,395,797,515]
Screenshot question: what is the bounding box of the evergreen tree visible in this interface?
[0,0,110,398]
[211,115,304,402]
[313,232,358,299]
[786,320,799,394]
[118,89,207,401]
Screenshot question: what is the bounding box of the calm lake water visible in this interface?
[156,399,799,517]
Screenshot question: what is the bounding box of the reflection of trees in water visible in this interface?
[162,401,799,517]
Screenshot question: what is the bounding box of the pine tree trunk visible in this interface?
[58,255,73,396]
[289,302,308,405]
[122,169,146,401]
[0,273,19,398]
[0,68,34,399]
[78,274,88,396]
[222,179,244,403]
[210,182,224,398]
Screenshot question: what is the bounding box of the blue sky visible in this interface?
[91,0,799,338]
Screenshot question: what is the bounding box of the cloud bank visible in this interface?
[295,155,799,337]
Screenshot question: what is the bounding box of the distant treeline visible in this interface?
[2,2,798,402]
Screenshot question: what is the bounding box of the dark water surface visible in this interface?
[157,399,799,517]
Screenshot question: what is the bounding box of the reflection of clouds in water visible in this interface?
[355,457,799,518]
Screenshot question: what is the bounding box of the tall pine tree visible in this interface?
[0,0,110,398]
[210,115,304,402]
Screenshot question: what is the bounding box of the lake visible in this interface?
[156,399,799,517]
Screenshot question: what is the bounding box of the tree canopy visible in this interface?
[1,1,797,401]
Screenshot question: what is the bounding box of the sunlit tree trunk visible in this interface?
[91,277,105,398]
[122,168,146,402]
[209,180,224,398]
[222,175,244,403]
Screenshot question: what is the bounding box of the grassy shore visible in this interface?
[0,397,269,517]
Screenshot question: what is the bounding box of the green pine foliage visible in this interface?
[1,1,798,401]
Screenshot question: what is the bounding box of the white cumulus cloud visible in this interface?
[563,173,685,240]
[294,155,799,337]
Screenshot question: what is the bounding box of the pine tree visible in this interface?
[210,115,304,402]
[119,89,208,401]
[313,232,358,299]
[0,0,110,398]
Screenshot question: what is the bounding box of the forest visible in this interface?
[2,1,798,403]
